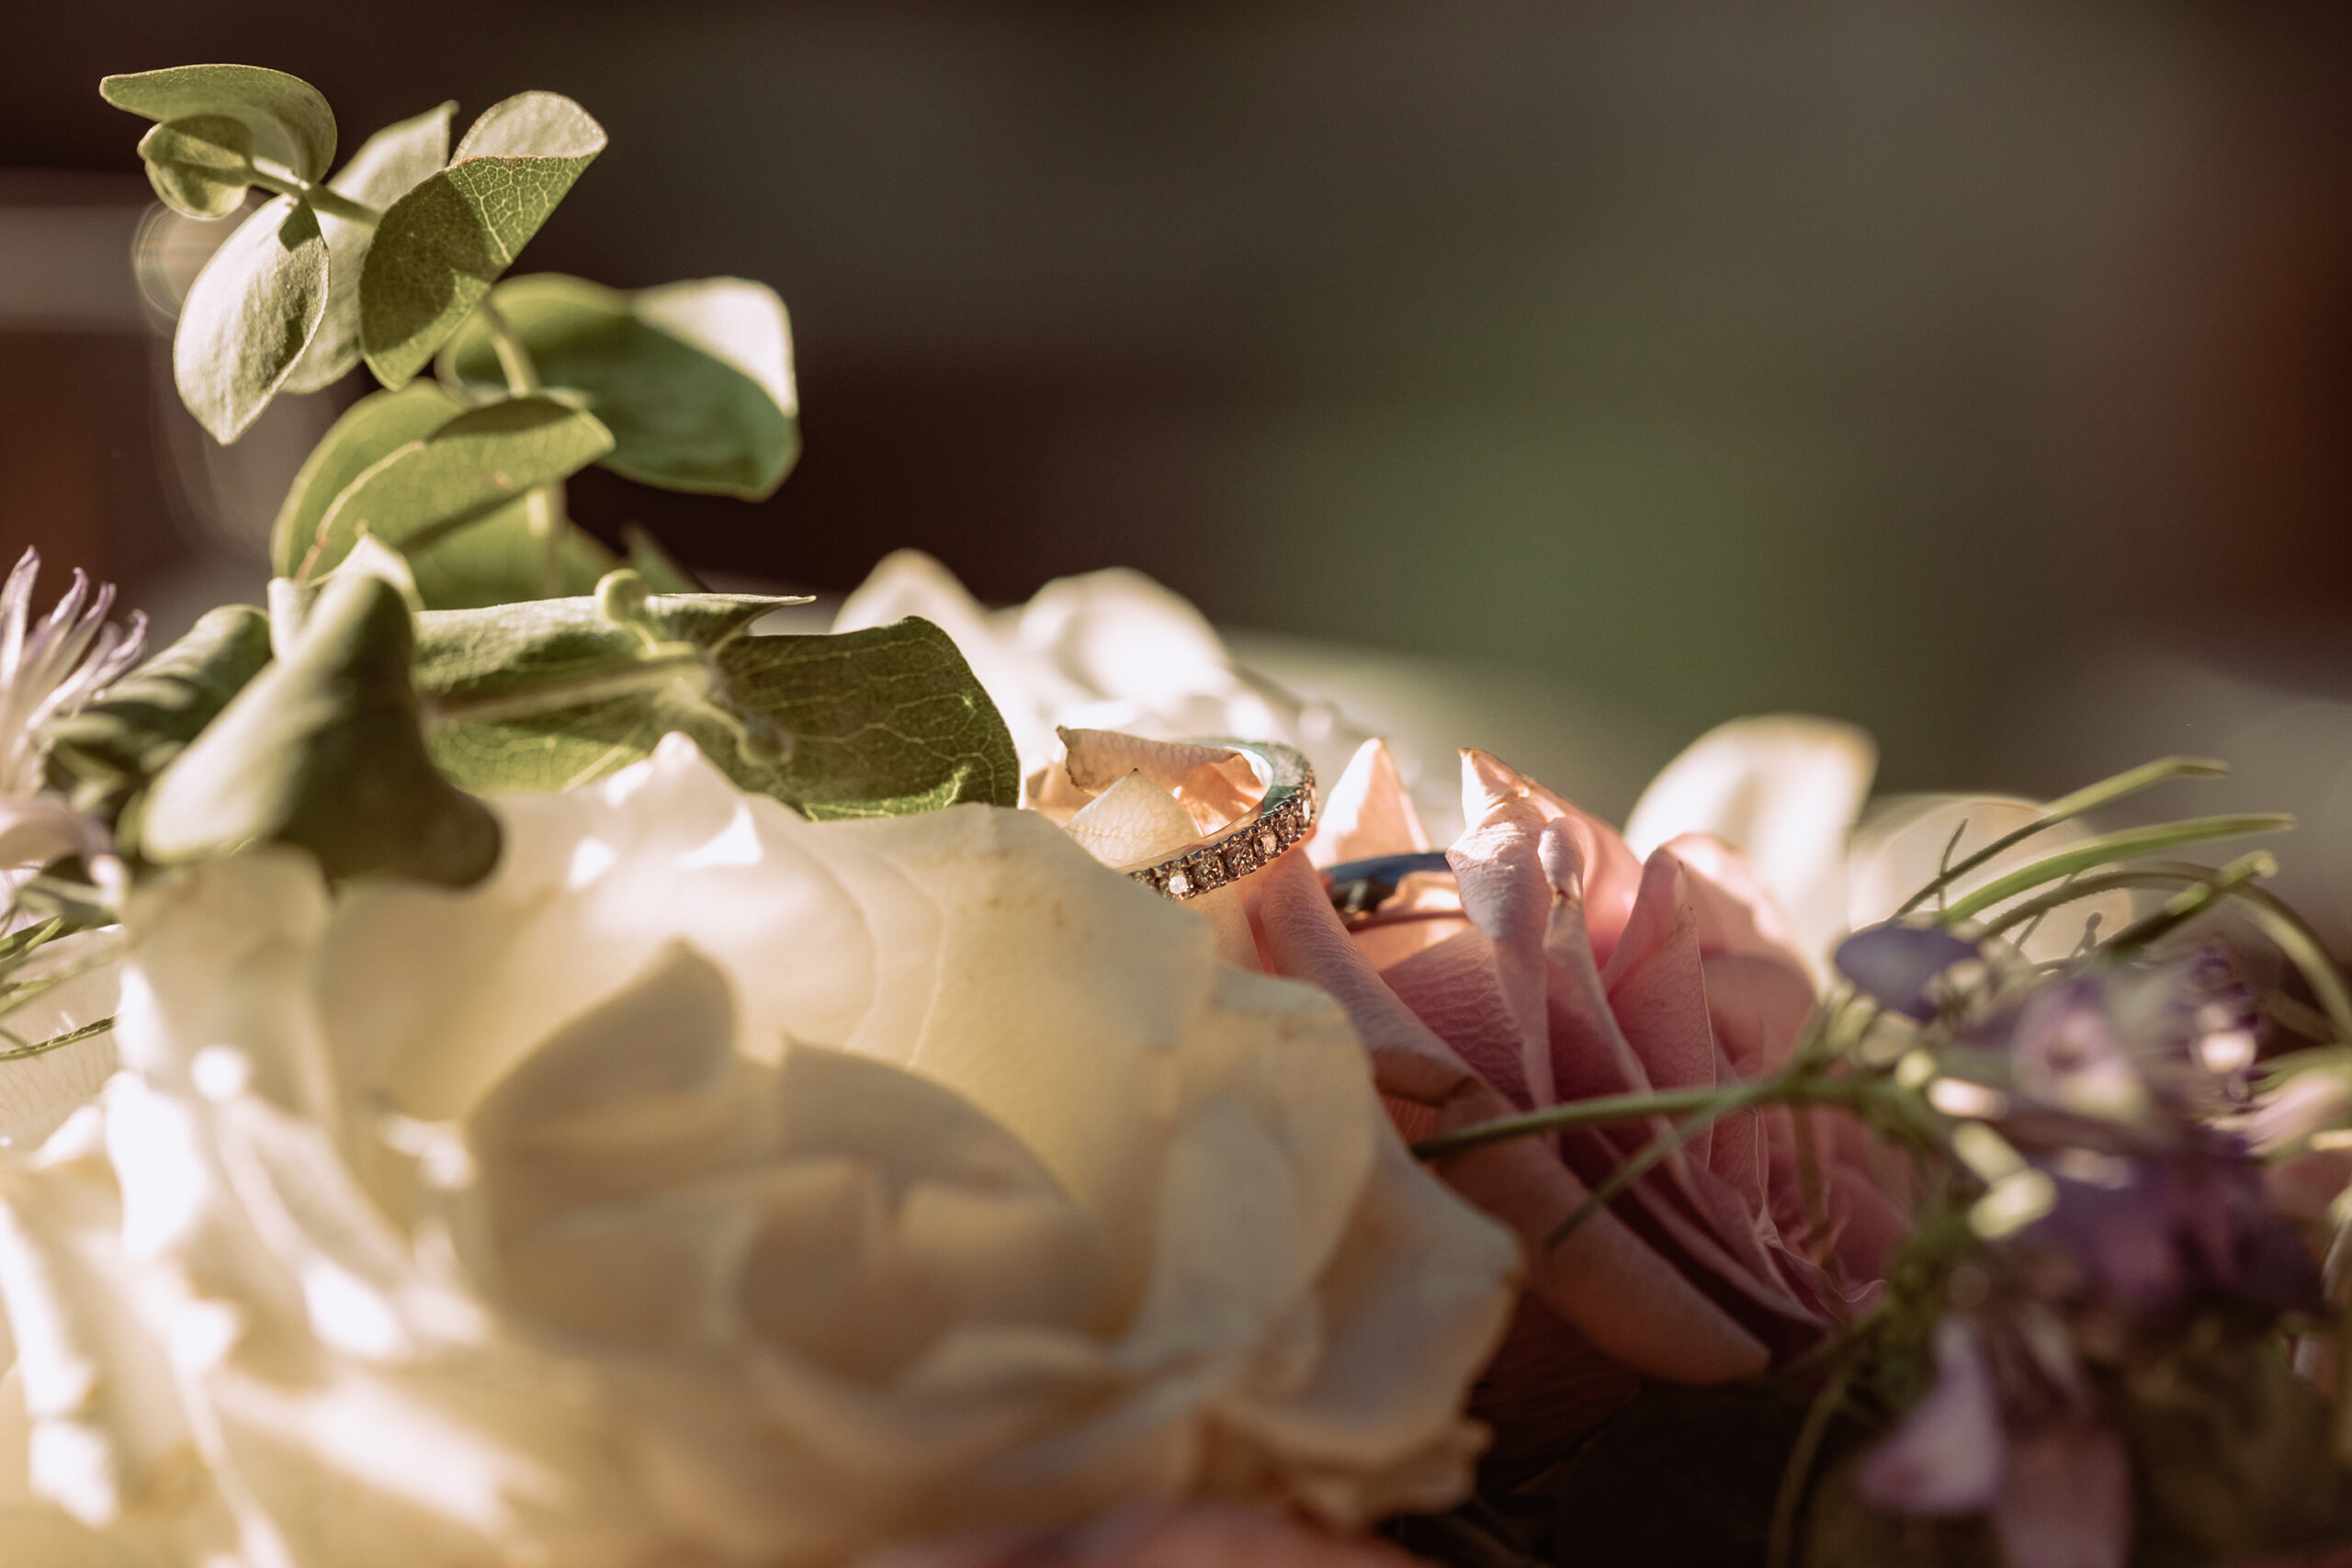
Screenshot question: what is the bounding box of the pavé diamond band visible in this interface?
[1122,739,1317,901]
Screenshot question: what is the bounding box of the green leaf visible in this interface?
[173,194,330,443]
[404,498,617,610]
[441,273,798,499]
[141,573,500,886]
[286,101,456,394]
[359,93,606,388]
[415,596,1019,816]
[305,396,615,578]
[136,115,254,219]
[271,380,466,575]
[40,604,275,845]
[101,63,337,183]
[720,619,1021,818]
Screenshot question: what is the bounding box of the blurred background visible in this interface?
[5,3,2351,919]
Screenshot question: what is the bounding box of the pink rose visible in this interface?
[1252,741,1912,1461]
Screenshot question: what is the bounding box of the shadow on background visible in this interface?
[4,1,2350,810]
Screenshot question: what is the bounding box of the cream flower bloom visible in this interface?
[834,552,1366,791]
[1624,716,2132,970]
[0,736,1515,1568]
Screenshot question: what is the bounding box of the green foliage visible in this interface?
[102,59,1019,831]
[441,274,799,499]
[287,101,455,393]
[301,395,614,577]
[272,380,465,573]
[141,572,501,886]
[173,195,329,442]
[405,501,618,609]
[360,93,606,388]
[416,592,1020,817]
[40,604,274,849]
[136,115,255,219]
[103,62,337,186]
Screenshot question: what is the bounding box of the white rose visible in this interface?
[835,552,1367,791]
[0,736,1516,1568]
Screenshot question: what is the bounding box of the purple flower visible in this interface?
[1860,1313,2134,1568]
[1835,922,1981,1020]
[2025,1140,2322,1318]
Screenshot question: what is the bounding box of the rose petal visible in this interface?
[1623,716,1873,974]
[1063,773,1204,870]
[1311,740,1432,869]
[1459,751,1643,967]
[1254,850,1769,1385]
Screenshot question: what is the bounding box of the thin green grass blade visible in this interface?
[1894,756,2228,919]
[1939,815,2293,924]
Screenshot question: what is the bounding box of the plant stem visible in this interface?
[476,299,542,396]
[244,166,381,228]
[471,298,572,594]
[424,648,710,728]
[1767,1358,1858,1568]
[1410,1082,1758,1160]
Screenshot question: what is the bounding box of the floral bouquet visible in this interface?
[6,62,2352,1568]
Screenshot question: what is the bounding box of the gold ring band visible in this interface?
[1120,739,1317,901]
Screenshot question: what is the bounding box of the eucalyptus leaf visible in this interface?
[415,595,1017,816]
[359,92,605,388]
[285,101,456,394]
[141,573,499,886]
[441,273,798,498]
[404,498,617,610]
[173,194,329,443]
[271,380,465,575]
[40,604,274,844]
[305,396,615,578]
[136,115,254,219]
[102,63,337,183]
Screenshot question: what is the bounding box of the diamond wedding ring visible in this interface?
[1122,739,1317,901]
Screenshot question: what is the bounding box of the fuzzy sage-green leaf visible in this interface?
[441,273,799,498]
[272,381,466,573]
[174,195,330,443]
[103,63,337,185]
[303,395,615,579]
[40,604,275,846]
[274,381,620,605]
[141,573,500,886]
[286,101,456,393]
[136,115,254,219]
[414,590,1019,817]
[360,92,605,387]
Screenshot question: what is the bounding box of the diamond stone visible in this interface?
[1224,838,1261,877]
[1193,852,1228,891]
[1164,868,1192,897]
[1257,827,1282,857]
